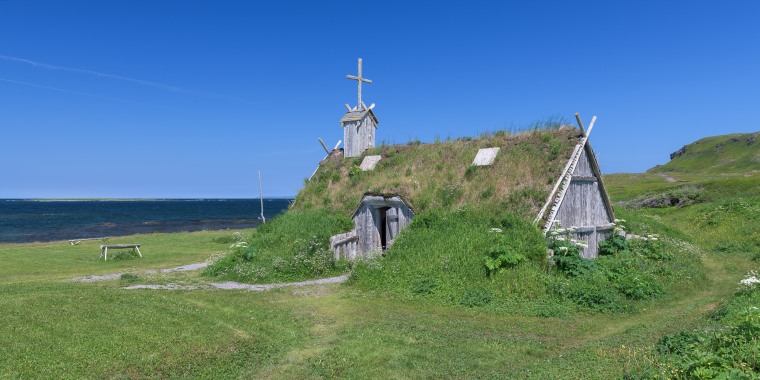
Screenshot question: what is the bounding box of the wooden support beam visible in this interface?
[574,112,585,135]
[585,116,597,137]
[318,138,330,154]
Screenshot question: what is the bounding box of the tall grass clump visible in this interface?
[547,221,706,313]
[204,210,354,283]
[634,270,760,378]
[348,209,554,311]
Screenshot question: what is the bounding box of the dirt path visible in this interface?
[658,173,678,182]
[69,262,348,291]
[70,262,209,282]
[122,275,348,291]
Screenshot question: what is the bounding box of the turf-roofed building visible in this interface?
[298,59,615,260]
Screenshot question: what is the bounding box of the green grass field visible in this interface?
[1,131,758,378]
[0,228,752,379]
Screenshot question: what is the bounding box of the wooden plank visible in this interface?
[571,175,597,182]
[318,138,330,154]
[574,112,585,135]
[100,244,141,249]
[534,143,583,226]
[69,237,108,245]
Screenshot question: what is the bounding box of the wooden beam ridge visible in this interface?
[534,144,582,225]
[537,115,599,233]
[318,137,330,154]
[574,112,585,135]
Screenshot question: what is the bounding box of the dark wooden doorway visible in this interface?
[377,207,390,250]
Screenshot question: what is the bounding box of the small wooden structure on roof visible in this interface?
[341,108,378,158]
[342,58,378,158]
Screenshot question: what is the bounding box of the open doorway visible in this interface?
[377,206,390,250]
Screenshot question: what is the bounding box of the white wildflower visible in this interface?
[559,246,568,251]
[740,277,760,286]
[490,228,503,233]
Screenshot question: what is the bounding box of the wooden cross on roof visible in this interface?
[346,58,372,110]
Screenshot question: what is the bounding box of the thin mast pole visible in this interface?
[357,58,362,109]
[258,170,265,223]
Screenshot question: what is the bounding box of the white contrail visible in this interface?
[0,78,146,104]
[0,54,255,104]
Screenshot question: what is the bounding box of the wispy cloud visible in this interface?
[0,55,255,104]
[0,78,146,104]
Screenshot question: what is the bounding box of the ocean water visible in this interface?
[0,199,292,243]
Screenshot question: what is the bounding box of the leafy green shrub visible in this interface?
[547,223,684,311]
[549,273,625,312]
[612,273,663,300]
[204,210,354,283]
[483,246,526,276]
[643,271,760,378]
[548,230,598,277]
[598,234,629,256]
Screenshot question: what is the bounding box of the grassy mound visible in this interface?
[348,209,548,307]
[294,128,580,219]
[203,210,353,283]
[348,209,704,315]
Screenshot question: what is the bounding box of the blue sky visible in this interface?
[1,1,758,198]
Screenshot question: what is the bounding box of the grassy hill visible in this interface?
[605,131,760,251]
[294,128,580,219]
[651,131,759,174]
[605,131,760,203]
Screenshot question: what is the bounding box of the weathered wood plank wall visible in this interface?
[330,230,359,260]
[555,148,615,259]
[343,114,377,158]
[330,195,413,259]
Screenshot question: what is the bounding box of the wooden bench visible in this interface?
[69,237,109,245]
[100,244,142,261]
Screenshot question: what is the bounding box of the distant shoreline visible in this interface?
[0,198,292,244]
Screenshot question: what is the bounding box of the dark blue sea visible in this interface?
[0,199,292,244]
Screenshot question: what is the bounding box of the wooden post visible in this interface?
[574,113,585,135]
[258,170,266,223]
[346,58,372,110]
[585,116,597,137]
[318,138,330,154]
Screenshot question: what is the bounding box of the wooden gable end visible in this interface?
[553,144,616,259]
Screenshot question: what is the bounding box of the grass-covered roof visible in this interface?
[294,128,583,219]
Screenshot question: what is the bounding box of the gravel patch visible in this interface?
[121,275,349,292]
[70,262,209,283]
[122,284,206,290]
